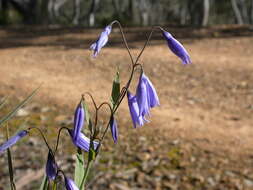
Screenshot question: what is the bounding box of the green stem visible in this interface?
[80,160,92,190]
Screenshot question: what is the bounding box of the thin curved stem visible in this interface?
[82,92,98,110]
[111,20,134,65]
[97,102,113,115]
[28,127,51,151]
[135,26,163,65]
[53,126,70,154]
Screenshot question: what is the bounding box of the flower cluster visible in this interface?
[0,21,191,189]
[127,73,160,128]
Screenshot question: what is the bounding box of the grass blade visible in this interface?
[0,96,8,110]
[0,85,41,127]
[6,124,16,190]
[39,175,48,190]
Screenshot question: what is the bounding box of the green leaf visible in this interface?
[0,85,41,127]
[111,70,120,108]
[39,175,48,190]
[74,149,85,189]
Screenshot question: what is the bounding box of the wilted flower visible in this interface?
[141,73,160,108]
[127,91,145,128]
[64,177,79,190]
[69,130,99,152]
[73,101,85,141]
[0,130,28,154]
[162,31,191,65]
[90,25,112,57]
[46,151,57,180]
[110,116,118,143]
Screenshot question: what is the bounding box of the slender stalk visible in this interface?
[28,127,51,151]
[135,26,163,64]
[53,126,70,154]
[111,20,134,65]
[80,160,92,189]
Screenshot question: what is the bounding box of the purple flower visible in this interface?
[162,31,191,65]
[0,130,28,154]
[46,151,57,180]
[73,101,85,141]
[127,91,145,128]
[64,177,79,190]
[69,130,99,152]
[136,74,150,118]
[110,116,118,143]
[90,25,112,57]
[141,73,160,108]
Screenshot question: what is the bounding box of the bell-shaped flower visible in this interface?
[162,31,191,65]
[46,151,57,180]
[90,25,112,57]
[73,101,85,141]
[0,130,28,154]
[141,73,160,108]
[64,177,79,190]
[127,91,145,128]
[109,116,118,143]
[69,129,99,152]
[136,74,150,118]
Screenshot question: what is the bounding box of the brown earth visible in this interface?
[0,25,253,189]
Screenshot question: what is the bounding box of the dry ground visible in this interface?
[0,25,253,189]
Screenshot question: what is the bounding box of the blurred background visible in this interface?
[0,0,253,27]
[0,0,253,190]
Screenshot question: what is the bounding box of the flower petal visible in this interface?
[136,75,150,117]
[127,91,146,128]
[65,177,79,190]
[162,31,191,65]
[142,73,160,108]
[69,130,99,152]
[73,101,85,141]
[0,130,28,154]
[90,25,112,57]
[46,151,57,180]
[110,116,118,143]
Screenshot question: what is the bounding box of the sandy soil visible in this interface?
[0,25,252,157]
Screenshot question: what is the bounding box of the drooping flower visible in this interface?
[162,31,191,65]
[46,151,57,180]
[141,73,160,108]
[127,91,145,128]
[90,25,112,57]
[69,130,99,152]
[64,177,79,190]
[110,116,118,143]
[0,130,28,154]
[136,74,150,118]
[73,101,85,141]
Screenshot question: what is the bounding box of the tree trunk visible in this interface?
[88,0,100,27]
[130,0,141,25]
[54,0,67,18]
[238,0,249,23]
[72,0,81,25]
[202,0,210,26]
[231,0,244,24]
[1,0,9,24]
[180,2,188,25]
[251,0,253,24]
